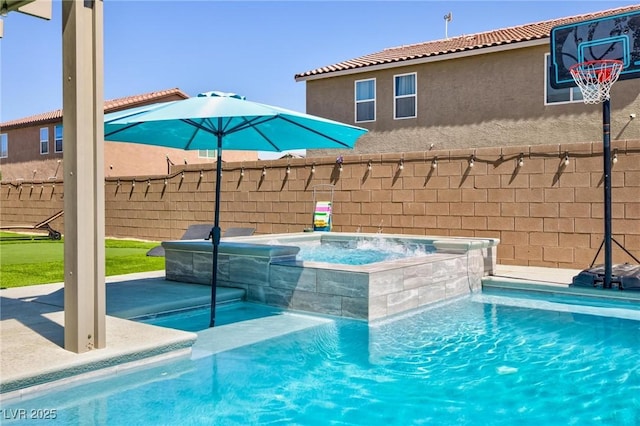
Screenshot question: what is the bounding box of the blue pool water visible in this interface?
[135,302,281,332]
[3,295,640,425]
[293,239,434,265]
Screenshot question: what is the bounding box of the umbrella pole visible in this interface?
[210,132,223,327]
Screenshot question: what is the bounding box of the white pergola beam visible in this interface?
[17,0,52,20]
[2,0,51,19]
[0,0,51,38]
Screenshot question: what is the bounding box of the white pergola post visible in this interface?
[62,0,105,353]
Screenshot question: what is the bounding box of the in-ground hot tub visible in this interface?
[162,232,499,321]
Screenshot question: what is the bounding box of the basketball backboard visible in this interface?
[550,9,640,89]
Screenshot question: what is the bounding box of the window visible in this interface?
[355,79,375,122]
[55,125,63,153]
[394,73,417,119]
[199,150,216,158]
[0,133,7,158]
[40,128,49,155]
[545,54,583,104]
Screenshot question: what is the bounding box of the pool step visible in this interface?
[482,276,569,291]
[113,285,246,319]
[216,287,246,304]
[482,276,640,308]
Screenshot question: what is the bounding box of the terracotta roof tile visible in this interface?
[1,88,189,129]
[295,4,640,79]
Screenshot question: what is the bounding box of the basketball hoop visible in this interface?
[569,60,624,104]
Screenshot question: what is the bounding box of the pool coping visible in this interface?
[483,276,640,304]
[485,264,640,307]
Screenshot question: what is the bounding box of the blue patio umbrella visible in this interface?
[104,91,368,327]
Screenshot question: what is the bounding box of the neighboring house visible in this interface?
[295,4,640,155]
[0,88,258,181]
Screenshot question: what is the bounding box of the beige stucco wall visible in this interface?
[0,144,257,181]
[304,44,640,155]
[103,143,256,178]
[0,124,62,164]
[0,91,258,180]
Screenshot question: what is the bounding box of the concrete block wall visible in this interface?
[0,179,64,236]
[1,140,639,269]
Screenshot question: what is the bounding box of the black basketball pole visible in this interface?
[602,99,613,289]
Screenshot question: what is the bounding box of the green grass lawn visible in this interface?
[0,233,165,288]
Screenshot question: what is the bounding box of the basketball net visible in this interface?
[569,60,624,104]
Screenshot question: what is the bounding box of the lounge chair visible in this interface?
[146,225,255,256]
[221,227,256,238]
[0,210,63,240]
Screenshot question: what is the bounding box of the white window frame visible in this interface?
[355,78,376,123]
[544,53,583,105]
[394,72,417,119]
[40,127,49,155]
[199,149,216,158]
[54,125,63,153]
[0,133,7,158]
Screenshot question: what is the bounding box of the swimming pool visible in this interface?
[3,293,639,425]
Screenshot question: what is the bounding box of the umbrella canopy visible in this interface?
[105,91,367,152]
[104,91,368,327]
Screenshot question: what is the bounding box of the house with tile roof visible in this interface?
[295,4,640,155]
[0,88,258,181]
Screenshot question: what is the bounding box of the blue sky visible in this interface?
[1,0,637,123]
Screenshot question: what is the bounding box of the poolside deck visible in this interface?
[2,264,635,402]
